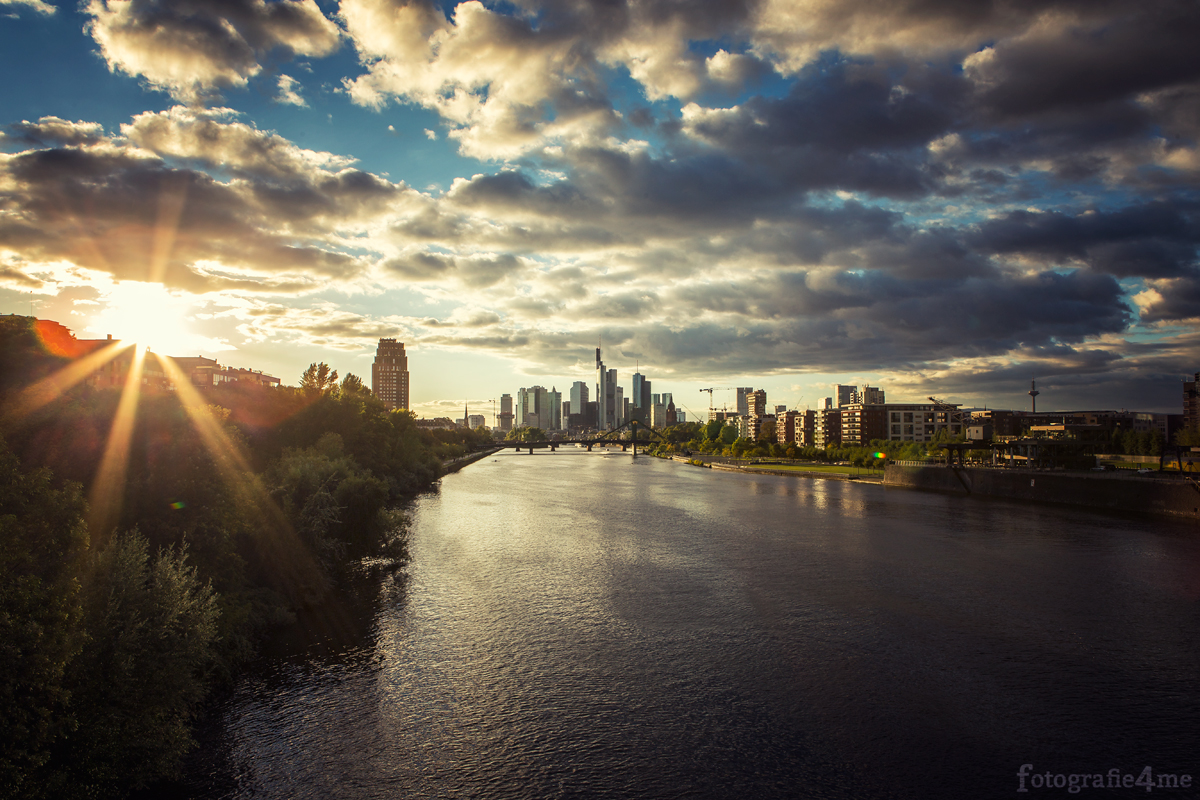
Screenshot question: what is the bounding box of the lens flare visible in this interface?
[88,346,147,539]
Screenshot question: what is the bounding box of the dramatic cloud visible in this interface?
[5,0,1200,408]
[85,0,340,101]
[0,112,413,295]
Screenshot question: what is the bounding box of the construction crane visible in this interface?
[928,396,968,427]
[700,388,734,421]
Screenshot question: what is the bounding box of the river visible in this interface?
[172,450,1200,799]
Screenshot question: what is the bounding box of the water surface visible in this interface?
[178,452,1200,798]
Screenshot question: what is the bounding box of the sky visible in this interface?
[1,0,1198,420]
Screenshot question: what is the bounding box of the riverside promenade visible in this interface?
[883,463,1200,520]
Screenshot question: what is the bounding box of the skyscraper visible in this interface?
[836,384,857,408]
[499,393,514,431]
[372,339,409,411]
[549,387,562,430]
[633,371,651,407]
[570,381,590,426]
[736,387,753,416]
[596,345,617,430]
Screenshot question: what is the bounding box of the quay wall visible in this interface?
[884,465,1200,519]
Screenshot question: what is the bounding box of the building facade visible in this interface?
[736,387,753,417]
[814,400,842,448]
[884,403,964,442]
[859,385,886,405]
[371,339,409,411]
[570,381,590,427]
[840,403,889,447]
[548,387,562,431]
[1186,373,1200,431]
[596,346,618,430]
[499,393,514,431]
[748,389,767,418]
[778,410,799,444]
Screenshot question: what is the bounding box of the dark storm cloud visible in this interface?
[669,267,1130,361]
[683,59,962,198]
[974,202,1200,278]
[1137,271,1200,322]
[967,2,1200,121]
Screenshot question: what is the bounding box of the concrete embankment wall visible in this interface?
[884,465,1200,520]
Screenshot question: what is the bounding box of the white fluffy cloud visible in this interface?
[85,0,340,101]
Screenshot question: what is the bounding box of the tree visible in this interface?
[53,531,219,797]
[0,439,87,800]
[340,373,369,397]
[1176,426,1200,447]
[299,363,338,396]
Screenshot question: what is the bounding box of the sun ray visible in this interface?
[149,175,187,285]
[158,356,329,601]
[5,340,133,423]
[87,345,146,540]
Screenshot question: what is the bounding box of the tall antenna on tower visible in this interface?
[1028,380,1040,413]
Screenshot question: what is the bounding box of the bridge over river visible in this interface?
[506,419,669,456]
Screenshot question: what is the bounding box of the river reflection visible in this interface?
[175,452,1200,799]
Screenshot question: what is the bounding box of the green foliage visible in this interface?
[50,531,218,798]
[266,433,390,572]
[0,439,87,800]
[0,335,465,797]
[1111,427,1164,455]
[299,362,339,396]
[505,426,546,443]
[339,372,369,396]
[1176,425,1200,447]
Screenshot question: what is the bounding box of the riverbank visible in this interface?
[668,454,883,483]
[884,463,1200,520]
[442,446,503,473]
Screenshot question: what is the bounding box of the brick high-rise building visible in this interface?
[1185,373,1200,431]
[372,339,409,410]
[748,389,767,417]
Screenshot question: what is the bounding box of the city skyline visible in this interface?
[2,1,1198,417]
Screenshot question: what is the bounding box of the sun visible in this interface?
[89,281,206,355]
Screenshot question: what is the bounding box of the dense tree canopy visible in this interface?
[0,316,487,798]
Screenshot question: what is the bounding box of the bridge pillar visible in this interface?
[550,444,556,452]
[587,443,592,451]
[528,447,533,455]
